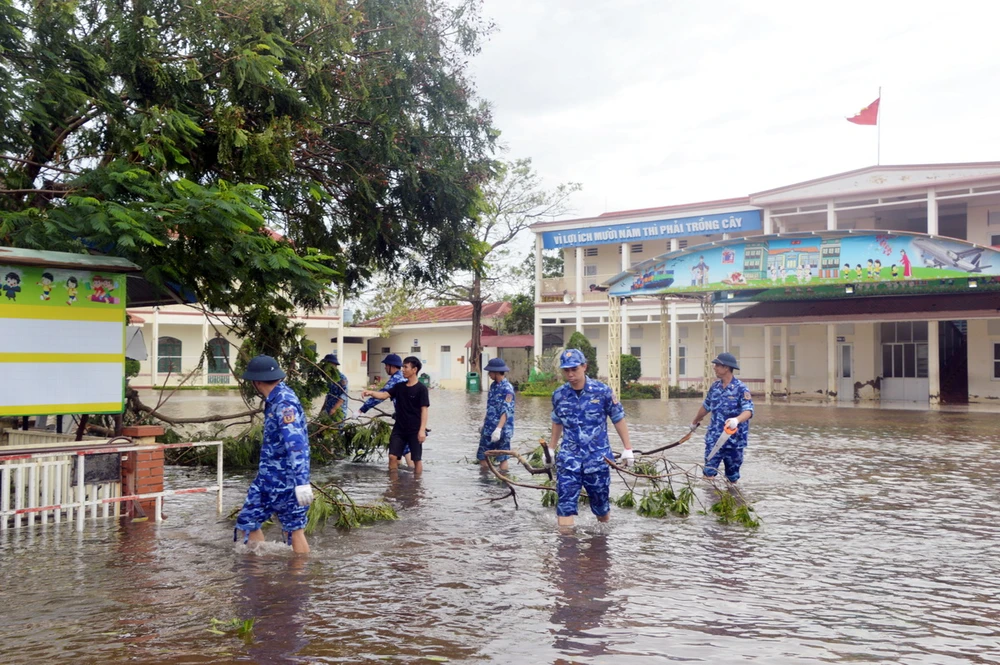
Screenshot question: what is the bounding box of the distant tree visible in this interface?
[496,293,534,335]
[509,249,564,299]
[566,331,598,379]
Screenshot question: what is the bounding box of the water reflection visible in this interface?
[237,557,311,665]
[550,533,615,663]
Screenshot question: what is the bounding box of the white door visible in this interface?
[837,343,853,401]
[439,345,452,380]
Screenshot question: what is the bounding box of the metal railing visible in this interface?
[1,439,223,531]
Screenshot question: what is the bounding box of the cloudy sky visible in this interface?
[469,0,1000,220]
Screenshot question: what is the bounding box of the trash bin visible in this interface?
[418,373,430,387]
[466,371,481,393]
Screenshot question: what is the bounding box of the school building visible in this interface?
[530,162,1000,407]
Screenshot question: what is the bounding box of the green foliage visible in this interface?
[306,484,397,532]
[496,293,534,335]
[566,332,598,378]
[540,477,557,507]
[636,485,694,518]
[0,0,498,373]
[620,354,641,387]
[124,358,141,380]
[615,490,636,508]
[707,492,761,528]
[207,617,255,642]
[517,378,561,397]
[619,383,660,399]
[631,460,659,476]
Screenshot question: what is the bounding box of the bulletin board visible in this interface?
[0,263,127,417]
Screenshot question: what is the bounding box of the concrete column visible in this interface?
[764,326,773,404]
[620,243,629,354]
[763,208,773,235]
[928,322,940,405]
[151,307,159,386]
[534,235,543,305]
[670,303,679,389]
[780,326,789,397]
[827,324,837,401]
[827,201,837,231]
[659,299,669,402]
[927,189,939,236]
[575,247,583,303]
[534,235,543,362]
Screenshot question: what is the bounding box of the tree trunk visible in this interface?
[470,273,483,374]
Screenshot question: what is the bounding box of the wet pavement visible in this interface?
[2,389,999,664]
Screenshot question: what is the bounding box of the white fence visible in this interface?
[1,439,223,531]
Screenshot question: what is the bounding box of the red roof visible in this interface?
[356,301,512,327]
[466,334,535,348]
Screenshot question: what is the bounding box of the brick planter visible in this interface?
[121,425,166,517]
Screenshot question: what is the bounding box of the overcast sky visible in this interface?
[469,0,1000,220]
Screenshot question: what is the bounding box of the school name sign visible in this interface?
[541,210,762,250]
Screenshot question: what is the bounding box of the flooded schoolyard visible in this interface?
[1,389,999,664]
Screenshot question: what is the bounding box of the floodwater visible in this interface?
[2,390,1000,664]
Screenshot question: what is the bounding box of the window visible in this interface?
[994,343,1000,379]
[583,264,598,277]
[771,344,795,376]
[992,234,1000,248]
[669,346,686,375]
[881,322,928,378]
[411,346,421,353]
[679,240,688,249]
[631,243,643,254]
[381,347,391,354]
[441,345,451,352]
[584,247,599,257]
[157,336,182,373]
[207,337,229,374]
[630,346,642,358]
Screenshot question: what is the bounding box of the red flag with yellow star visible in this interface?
[847,97,880,125]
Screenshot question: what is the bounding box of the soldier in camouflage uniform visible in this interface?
[547,349,635,527]
[477,357,515,472]
[320,353,349,420]
[691,352,754,483]
[235,355,314,554]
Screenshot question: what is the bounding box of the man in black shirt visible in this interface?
[361,356,430,474]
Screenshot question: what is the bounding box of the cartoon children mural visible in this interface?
[866,259,874,280]
[89,274,119,304]
[37,272,54,300]
[841,263,851,279]
[891,264,899,279]
[66,276,79,305]
[855,264,863,280]
[873,259,882,281]
[3,271,21,301]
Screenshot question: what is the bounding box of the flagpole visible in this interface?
[877,86,881,165]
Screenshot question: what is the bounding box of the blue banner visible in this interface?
[541,210,762,250]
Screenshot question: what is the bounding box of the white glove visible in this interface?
[620,448,635,466]
[294,484,314,507]
[490,427,502,443]
[690,422,700,432]
[725,417,740,431]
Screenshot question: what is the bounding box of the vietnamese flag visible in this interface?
[847,97,880,125]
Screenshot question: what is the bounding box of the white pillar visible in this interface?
[534,235,543,362]
[928,322,940,405]
[151,308,160,386]
[780,326,789,397]
[827,324,836,401]
[620,242,629,354]
[764,326,773,404]
[763,208,773,235]
[575,247,583,303]
[669,238,679,389]
[660,299,669,402]
[826,201,837,231]
[534,235,543,305]
[927,189,939,236]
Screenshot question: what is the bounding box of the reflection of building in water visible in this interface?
[550,534,617,662]
[383,471,425,511]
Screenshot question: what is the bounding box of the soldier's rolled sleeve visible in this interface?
[606,394,625,424]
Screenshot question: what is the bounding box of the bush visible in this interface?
[566,331,598,378]
[620,354,641,388]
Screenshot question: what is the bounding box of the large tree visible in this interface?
[429,158,579,372]
[0,0,496,379]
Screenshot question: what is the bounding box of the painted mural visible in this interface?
[0,265,125,308]
[608,233,1000,298]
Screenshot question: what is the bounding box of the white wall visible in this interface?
[968,319,1000,402]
